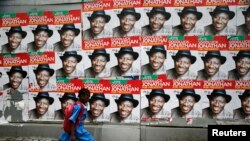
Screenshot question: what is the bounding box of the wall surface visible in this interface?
[0,1,249,141]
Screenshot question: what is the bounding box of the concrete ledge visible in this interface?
[0,123,209,141]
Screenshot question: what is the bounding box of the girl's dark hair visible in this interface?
[78,88,90,98]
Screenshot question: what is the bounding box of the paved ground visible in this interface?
[0,137,57,141]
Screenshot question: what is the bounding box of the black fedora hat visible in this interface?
[88,10,111,23]
[178,7,203,20]
[33,92,54,105]
[58,24,80,36]
[146,89,170,103]
[117,8,141,21]
[172,50,197,64]
[146,45,167,58]
[33,64,55,76]
[60,51,82,63]
[210,6,235,20]
[242,6,250,16]
[233,50,250,61]
[177,89,201,102]
[7,66,27,78]
[32,25,53,37]
[207,89,232,103]
[115,94,139,108]
[89,93,110,107]
[59,92,78,102]
[147,7,171,20]
[88,49,110,62]
[201,51,227,64]
[239,90,250,100]
[6,26,27,38]
[115,47,139,60]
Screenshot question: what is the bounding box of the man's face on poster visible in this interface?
[212,12,230,31]
[149,52,166,71]
[62,56,78,75]
[36,98,50,115]
[9,72,24,89]
[241,96,250,115]
[35,70,51,88]
[245,13,250,31]
[179,95,196,114]
[149,95,165,115]
[90,17,106,36]
[90,99,106,118]
[118,101,134,119]
[149,13,166,33]
[209,96,227,114]
[118,53,134,73]
[204,57,222,77]
[91,55,108,73]
[120,14,137,33]
[61,99,75,112]
[174,56,192,76]
[8,32,22,50]
[236,57,250,77]
[34,31,49,49]
[60,30,76,48]
[181,13,198,32]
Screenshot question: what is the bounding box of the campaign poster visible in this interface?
[112,1,143,38]
[83,48,112,79]
[53,10,82,52]
[28,92,56,121]
[109,79,141,124]
[27,11,55,52]
[83,79,111,123]
[165,50,200,80]
[141,45,168,76]
[28,52,57,92]
[171,6,206,36]
[141,89,172,121]
[201,89,236,120]
[82,1,114,41]
[141,6,173,36]
[109,46,141,80]
[55,51,84,79]
[196,50,232,81]
[141,76,172,123]
[0,53,29,123]
[169,89,203,119]
[0,53,29,93]
[203,6,237,36]
[0,12,29,54]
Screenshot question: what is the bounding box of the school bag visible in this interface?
[63,101,84,132]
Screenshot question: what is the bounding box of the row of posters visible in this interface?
[0,49,249,92]
[0,5,249,53]
[0,79,249,123]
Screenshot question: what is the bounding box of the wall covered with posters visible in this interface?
[0,0,249,127]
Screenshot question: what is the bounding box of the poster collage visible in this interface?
[0,0,249,125]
